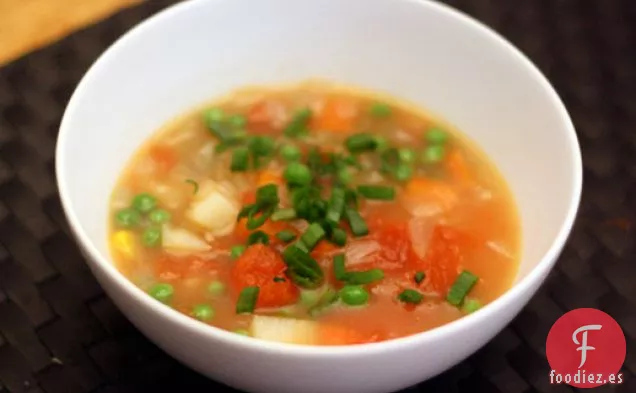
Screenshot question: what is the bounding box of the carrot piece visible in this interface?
[257,170,283,187]
[404,177,458,212]
[313,97,358,133]
[149,144,177,173]
[247,100,285,134]
[230,244,299,308]
[445,148,473,184]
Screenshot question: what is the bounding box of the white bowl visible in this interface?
[55,0,582,392]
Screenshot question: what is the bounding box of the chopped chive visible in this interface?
[245,209,272,230]
[276,230,297,243]
[414,271,426,284]
[271,208,297,222]
[333,254,348,281]
[273,276,286,283]
[231,146,249,172]
[425,127,448,144]
[394,164,413,181]
[356,185,396,201]
[463,299,482,314]
[284,162,312,186]
[330,228,347,246]
[185,179,199,194]
[344,208,369,237]
[326,187,346,224]
[345,133,377,154]
[398,148,416,164]
[255,184,279,206]
[308,288,339,317]
[204,108,225,123]
[280,144,302,162]
[236,286,259,314]
[342,269,384,285]
[247,230,270,246]
[446,270,479,306]
[369,102,392,118]
[299,223,326,251]
[282,243,324,289]
[231,245,246,260]
[398,289,424,304]
[192,304,215,321]
[115,208,141,228]
[284,108,312,137]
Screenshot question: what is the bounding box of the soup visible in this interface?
[108,81,520,345]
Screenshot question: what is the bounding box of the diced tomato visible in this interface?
[148,144,177,173]
[403,177,458,212]
[413,225,469,294]
[230,244,299,308]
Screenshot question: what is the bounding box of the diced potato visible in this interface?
[162,224,211,252]
[186,182,239,236]
[250,315,318,345]
[112,231,137,260]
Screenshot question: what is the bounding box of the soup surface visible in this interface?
[109,81,520,345]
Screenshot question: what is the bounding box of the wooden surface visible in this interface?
[0,0,143,66]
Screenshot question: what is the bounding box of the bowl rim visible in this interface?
[56,0,583,357]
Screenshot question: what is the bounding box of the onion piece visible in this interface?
[250,315,318,345]
[486,241,514,259]
[408,216,435,259]
[344,240,381,266]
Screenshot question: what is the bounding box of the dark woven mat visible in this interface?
[0,0,635,392]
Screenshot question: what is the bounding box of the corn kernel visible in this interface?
[112,230,136,260]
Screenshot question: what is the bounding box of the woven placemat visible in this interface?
[0,0,634,392]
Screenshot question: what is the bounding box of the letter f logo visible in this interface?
[572,324,602,368]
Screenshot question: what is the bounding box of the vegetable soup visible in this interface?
[109,81,520,345]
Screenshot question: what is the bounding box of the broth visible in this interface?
[108,81,520,345]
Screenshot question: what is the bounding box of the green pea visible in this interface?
[284,162,312,186]
[339,285,369,306]
[149,283,174,304]
[373,136,389,152]
[142,227,162,247]
[204,108,225,123]
[115,208,141,228]
[369,102,392,118]
[280,144,302,162]
[422,145,446,163]
[231,245,246,260]
[132,193,157,213]
[192,304,215,321]
[398,148,416,164]
[234,328,250,336]
[148,208,171,224]
[228,114,247,128]
[208,280,226,296]
[395,164,413,181]
[463,299,482,314]
[425,127,448,144]
[337,168,352,185]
